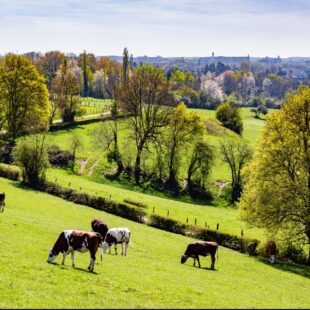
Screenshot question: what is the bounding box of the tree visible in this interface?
[117,65,174,184]
[164,103,204,192]
[216,103,243,135]
[122,47,129,84]
[250,104,268,119]
[51,58,81,123]
[220,140,253,203]
[70,133,83,172]
[187,141,214,198]
[39,51,65,90]
[200,74,224,104]
[81,50,90,97]
[0,54,50,147]
[13,134,50,188]
[238,86,310,252]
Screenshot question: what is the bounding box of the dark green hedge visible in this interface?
[123,199,148,209]
[148,214,259,256]
[42,181,146,223]
[0,165,20,181]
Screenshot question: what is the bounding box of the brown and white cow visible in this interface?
[266,240,277,264]
[101,228,131,260]
[0,192,5,213]
[47,230,102,272]
[181,241,218,270]
[91,218,109,241]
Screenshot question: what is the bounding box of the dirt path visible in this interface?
[78,158,90,174]
[87,159,101,176]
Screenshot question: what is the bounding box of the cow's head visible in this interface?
[102,242,109,253]
[181,255,188,264]
[47,248,58,263]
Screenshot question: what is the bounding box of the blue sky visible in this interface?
[0,0,309,57]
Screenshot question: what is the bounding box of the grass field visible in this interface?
[0,177,309,308]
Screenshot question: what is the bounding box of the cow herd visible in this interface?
[0,192,278,272]
[47,218,130,272]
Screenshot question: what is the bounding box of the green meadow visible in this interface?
[0,177,309,309]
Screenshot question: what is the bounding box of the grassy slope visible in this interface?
[0,177,309,309]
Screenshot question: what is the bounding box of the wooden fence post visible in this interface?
[195,218,197,226]
[152,207,155,214]
[167,210,169,217]
[241,229,244,236]
[186,218,188,223]
[216,223,219,230]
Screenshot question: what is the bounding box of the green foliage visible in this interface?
[238,86,310,249]
[0,54,50,144]
[216,103,243,135]
[13,134,50,188]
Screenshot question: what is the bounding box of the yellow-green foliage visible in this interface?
[0,54,50,140]
[238,86,310,246]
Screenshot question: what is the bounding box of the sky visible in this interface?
[0,0,309,57]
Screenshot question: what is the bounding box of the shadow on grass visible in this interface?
[255,257,310,279]
[183,263,218,272]
[48,262,98,275]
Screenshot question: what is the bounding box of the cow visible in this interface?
[0,192,5,213]
[101,228,130,260]
[47,230,102,272]
[91,218,109,241]
[266,240,277,264]
[181,241,218,270]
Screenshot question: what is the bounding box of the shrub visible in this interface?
[216,103,243,135]
[13,134,50,188]
[123,199,148,209]
[48,145,74,167]
[0,164,20,181]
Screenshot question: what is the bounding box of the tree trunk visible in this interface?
[134,148,142,185]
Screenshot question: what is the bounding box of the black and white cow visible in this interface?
[0,192,5,213]
[101,228,130,259]
[47,230,102,272]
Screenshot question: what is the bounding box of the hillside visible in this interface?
[0,177,309,308]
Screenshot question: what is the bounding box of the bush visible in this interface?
[48,145,74,167]
[148,214,259,256]
[13,134,50,188]
[42,181,146,223]
[216,103,243,135]
[0,164,20,181]
[123,199,148,209]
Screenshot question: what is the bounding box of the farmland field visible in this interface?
[0,177,309,308]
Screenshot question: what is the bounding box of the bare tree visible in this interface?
[220,140,253,203]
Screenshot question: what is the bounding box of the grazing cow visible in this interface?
[101,228,130,259]
[47,230,102,272]
[181,241,218,270]
[266,240,277,264]
[91,218,109,240]
[0,192,5,213]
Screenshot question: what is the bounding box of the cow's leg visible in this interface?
[114,242,117,255]
[109,244,111,254]
[193,257,196,267]
[211,254,215,270]
[196,255,201,268]
[124,242,129,256]
[88,251,96,272]
[61,252,67,265]
[71,251,75,267]
[121,242,124,255]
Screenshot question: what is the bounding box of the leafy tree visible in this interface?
[13,134,49,188]
[70,133,83,172]
[117,65,174,184]
[122,47,129,84]
[81,50,90,97]
[220,140,253,203]
[238,86,310,252]
[216,103,243,135]
[0,54,50,147]
[164,103,204,192]
[51,58,81,123]
[250,104,268,119]
[187,141,214,198]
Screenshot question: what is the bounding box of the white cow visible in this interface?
[101,228,130,260]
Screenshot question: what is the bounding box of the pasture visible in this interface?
[0,177,309,308]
